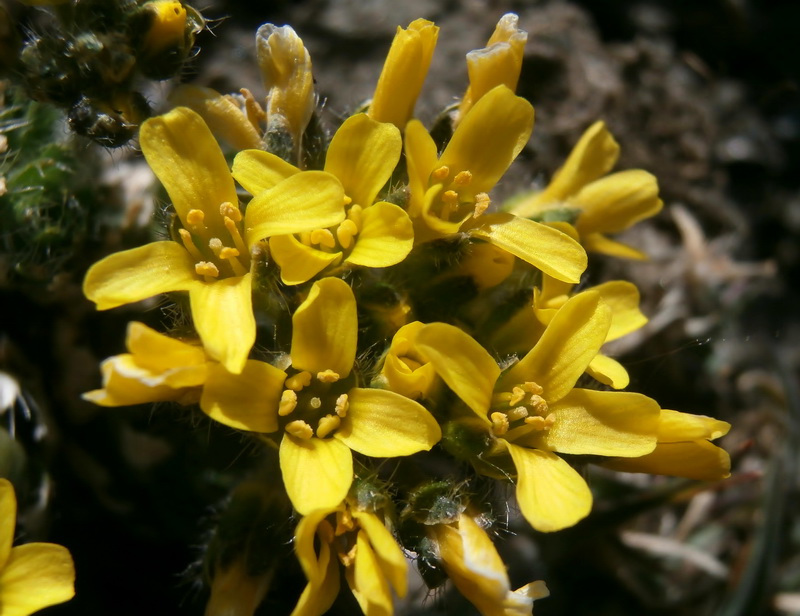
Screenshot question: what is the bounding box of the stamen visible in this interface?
[334,394,349,417]
[220,247,247,276]
[317,369,340,383]
[529,394,549,416]
[492,392,513,405]
[208,238,223,256]
[454,170,473,185]
[285,419,313,439]
[490,411,509,435]
[224,216,248,254]
[285,371,312,391]
[310,229,336,249]
[441,190,459,205]
[508,386,526,407]
[339,544,358,567]
[335,508,355,535]
[279,390,298,416]
[522,382,544,395]
[316,414,341,438]
[347,204,363,229]
[472,192,491,218]
[431,165,450,182]
[186,209,206,228]
[309,397,322,409]
[524,415,547,430]
[299,231,312,246]
[195,261,219,279]
[507,406,529,422]
[336,219,359,250]
[220,201,243,223]
[179,229,204,261]
[343,195,353,206]
[239,88,266,127]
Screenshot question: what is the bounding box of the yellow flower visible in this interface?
[430,510,549,616]
[415,291,660,532]
[375,321,439,400]
[367,18,439,129]
[405,85,586,284]
[291,502,407,616]
[0,478,75,616]
[83,106,345,373]
[508,121,663,259]
[601,409,731,481]
[232,113,414,285]
[456,13,528,125]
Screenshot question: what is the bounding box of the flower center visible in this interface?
[296,196,360,255]
[179,202,252,282]
[277,367,354,439]
[489,381,554,437]
[429,166,491,223]
[317,506,360,567]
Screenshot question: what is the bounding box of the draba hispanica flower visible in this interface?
[415,291,660,532]
[0,478,75,616]
[82,106,345,373]
[232,112,414,285]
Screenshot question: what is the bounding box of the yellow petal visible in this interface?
[0,479,15,569]
[380,322,439,400]
[440,86,533,194]
[602,440,731,481]
[125,321,206,373]
[656,409,731,442]
[510,120,619,218]
[140,107,238,234]
[345,202,414,267]
[335,388,441,457]
[415,323,498,423]
[0,543,75,615]
[368,19,439,129]
[189,273,255,374]
[325,114,402,207]
[269,234,342,285]
[83,241,196,310]
[504,442,592,532]
[352,510,407,596]
[350,530,394,615]
[293,508,336,583]
[501,291,611,402]
[291,278,357,377]
[574,170,663,235]
[244,172,345,245]
[466,213,587,284]
[279,435,353,515]
[168,85,262,150]
[200,360,285,433]
[404,119,439,219]
[232,149,300,196]
[522,389,659,457]
[586,354,630,389]
[591,280,647,341]
[292,508,341,615]
[582,233,648,260]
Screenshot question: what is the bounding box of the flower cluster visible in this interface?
[82,13,731,616]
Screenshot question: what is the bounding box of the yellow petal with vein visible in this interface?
[574,170,663,235]
[293,508,336,583]
[352,510,407,596]
[189,273,254,374]
[345,202,414,267]
[404,119,439,218]
[232,149,299,196]
[336,388,441,457]
[415,322,498,423]
[586,354,630,389]
[270,234,341,285]
[582,233,648,259]
[351,530,393,615]
[592,280,647,341]
[291,277,357,377]
[200,360,285,433]
[125,321,206,372]
[505,442,592,532]
[279,435,353,515]
[83,241,196,310]
[656,409,731,442]
[602,440,731,481]
[0,543,75,615]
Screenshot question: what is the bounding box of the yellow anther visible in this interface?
[544,413,556,428]
[220,201,243,223]
[285,371,312,391]
[524,415,548,430]
[220,246,247,276]
[522,382,544,395]
[347,204,363,228]
[508,386,526,407]
[316,414,341,438]
[208,237,223,255]
[309,397,322,409]
[335,508,355,535]
[343,195,353,206]
[339,544,358,567]
[490,411,509,435]
[507,406,529,422]
[472,192,491,218]
[442,190,459,205]
[186,209,206,227]
[334,394,349,417]
[219,247,240,259]
[178,228,204,261]
[310,228,336,249]
[529,394,549,416]
[336,219,359,250]
[431,165,450,181]
[224,216,248,255]
[285,419,313,439]
[317,369,341,383]
[454,170,473,185]
[240,87,266,127]
[195,261,219,278]
[279,389,298,416]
